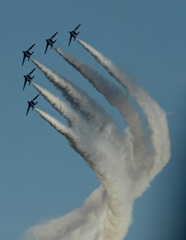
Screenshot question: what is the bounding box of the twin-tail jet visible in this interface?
[23,68,36,90]
[22,44,35,66]
[68,24,81,46]
[45,32,58,54]
[26,94,40,116]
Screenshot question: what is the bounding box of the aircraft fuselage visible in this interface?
[70,31,78,39]
[23,50,33,60]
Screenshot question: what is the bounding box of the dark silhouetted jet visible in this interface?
[22,44,35,66]
[45,32,58,54]
[26,94,40,116]
[23,68,36,90]
[68,24,81,46]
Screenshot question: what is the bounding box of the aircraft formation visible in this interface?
[21,24,81,116]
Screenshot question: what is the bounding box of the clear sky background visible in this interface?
[0,0,186,239]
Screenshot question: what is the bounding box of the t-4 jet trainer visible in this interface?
[68,24,81,46]
[45,32,58,54]
[26,94,40,116]
[22,44,35,66]
[23,68,36,90]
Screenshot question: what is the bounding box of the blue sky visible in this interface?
[0,0,186,239]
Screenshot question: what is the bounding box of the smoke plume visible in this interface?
[23,40,170,240]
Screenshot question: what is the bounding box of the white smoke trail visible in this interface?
[31,107,134,240]
[32,82,123,167]
[78,39,171,184]
[35,108,75,141]
[24,183,107,240]
[31,59,114,130]
[34,108,90,162]
[23,42,171,240]
[32,83,74,126]
[54,47,147,166]
[53,47,139,129]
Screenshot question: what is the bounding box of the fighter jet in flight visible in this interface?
[68,24,81,46]
[22,44,35,66]
[23,68,36,90]
[26,94,40,116]
[45,32,58,54]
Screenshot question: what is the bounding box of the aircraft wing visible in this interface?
[28,44,35,50]
[74,24,81,31]
[26,104,30,116]
[29,68,36,74]
[22,54,26,66]
[23,80,27,90]
[45,42,49,54]
[51,32,58,38]
[68,34,73,46]
[33,94,40,101]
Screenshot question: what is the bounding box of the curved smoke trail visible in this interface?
[77,39,171,184]
[32,83,74,126]
[23,40,170,240]
[31,59,113,129]
[53,46,147,169]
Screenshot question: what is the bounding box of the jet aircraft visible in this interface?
[23,68,36,90]
[22,44,35,66]
[26,94,40,116]
[68,24,81,46]
[45,32,58,54]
